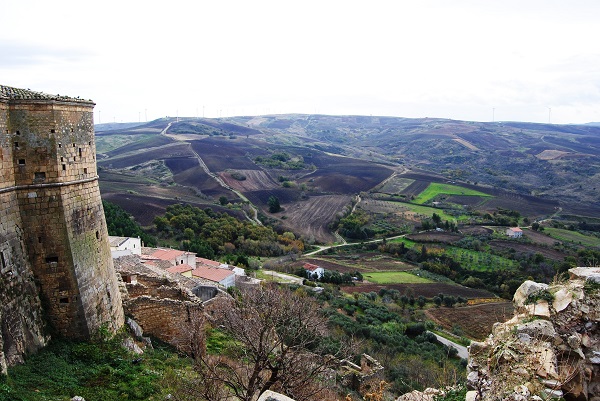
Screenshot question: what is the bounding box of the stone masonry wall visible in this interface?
[124,296,203,352]
[0,90,124,371]
[0,100,47,374]
[10,100,124,338]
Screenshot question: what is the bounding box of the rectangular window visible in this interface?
[84,168,88,174]
[62,164,66,171]
[79,148,82,157]
[18,159,25,165]
[0,251,5,269]
[45,256,59,264]
[34,172,46,181]
[50,129,56,134]
[59,297,69,304]
[14,142,19,148]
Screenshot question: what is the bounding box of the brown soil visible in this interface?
[425,302,514,340]
[278,195,352,243]
[219,170,279,191]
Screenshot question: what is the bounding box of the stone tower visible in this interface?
[0,85,124,371]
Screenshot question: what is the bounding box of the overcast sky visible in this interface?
[2,0,599,124]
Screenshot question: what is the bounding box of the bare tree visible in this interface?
[189,284,341,401]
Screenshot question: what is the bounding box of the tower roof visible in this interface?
[0,84,93,104]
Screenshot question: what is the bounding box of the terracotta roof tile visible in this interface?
[191,266,235,283]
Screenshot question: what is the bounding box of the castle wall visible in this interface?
[7,100,124,338]
[0,100,47,374]
[0,89,124,372]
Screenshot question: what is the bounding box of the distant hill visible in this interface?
[95,114,600,243]
[95,122,146,132]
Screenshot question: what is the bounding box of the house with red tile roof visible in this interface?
[191,265,236,288]
[165,264,194,278]
[506,227,523,238]
[147,248,196,266]
[303,263,324,279]
[197,257,246,276]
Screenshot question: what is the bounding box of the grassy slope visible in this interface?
[362,271,433,284]
[413,183,492,205]
[544,227,600,247]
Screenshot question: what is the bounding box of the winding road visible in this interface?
[160,122,262,225]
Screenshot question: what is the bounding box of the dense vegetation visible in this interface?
[316,287,465,394]
[0,331,188,401]
[103,200,157,246]
[153,203,304,259]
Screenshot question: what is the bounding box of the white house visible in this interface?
[506,227,523,238]
[109,236,142,258]
[304,263,324,279]
[147,248,197,266]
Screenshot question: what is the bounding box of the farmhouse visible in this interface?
[109,236,142,258]
[304,262,324,279]
[506,227,523,238]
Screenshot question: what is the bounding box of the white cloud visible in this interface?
[1,0,600,123]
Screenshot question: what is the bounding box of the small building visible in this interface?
[506,227,523,238]
[165,264,194,278]
[109,236,142,258]
[146,247,196,266]
[192,265,236,288]
[197,257,245,276]
[303,263,324,279]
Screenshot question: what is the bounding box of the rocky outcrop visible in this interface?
[467,267,600,401]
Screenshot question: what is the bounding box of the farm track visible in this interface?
[161,123,263,226]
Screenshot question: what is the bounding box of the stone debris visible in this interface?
[467,267,600,401]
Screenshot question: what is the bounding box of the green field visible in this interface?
[544,227,600,248]
[413,183,492,205]
[444,246,518,271]
[362,271,433,284]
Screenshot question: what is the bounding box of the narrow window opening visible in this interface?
[73,143,76,147]
[73,157,76,161]
[34,172,46,182]
[59,297,69,304]
[50,129,56,134]
[79,148,82,157]
[14,142,19,148]
[62,164,66,171]
[88,141,91,145]
[95,231,100,240]
[60,157,64,162]
[84,168,88,174]
[16,130,20,135]
[0,252,6,269]
[45,256,59,264]
[71,128,74,133]
[38,237,43,243]
[18,159,25,165]
[58,143,62,148]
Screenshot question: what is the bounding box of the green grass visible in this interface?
[362,271,433,284]
[544,227,600,248]
[0,335,190,401]
[413,183,492,205]
[95,134,157,153]
[444,246,517,272]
